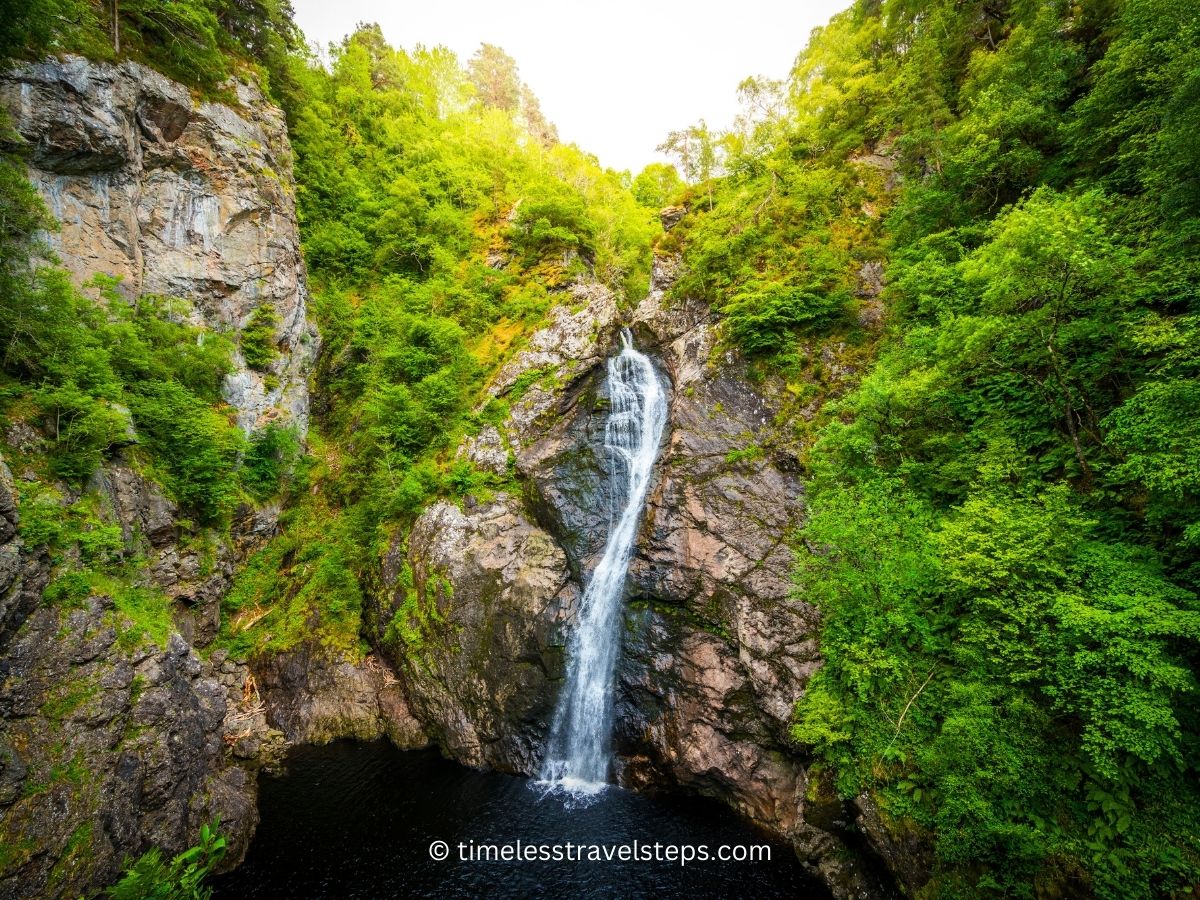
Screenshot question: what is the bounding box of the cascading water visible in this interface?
[540,328,668,798]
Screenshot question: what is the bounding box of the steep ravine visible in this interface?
[374,252,893,896]
[0,55,891,900]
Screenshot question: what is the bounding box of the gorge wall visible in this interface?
[374,254,889,896]
[0,55,889,900]
[0,55,316,432]
[0,57,333,898]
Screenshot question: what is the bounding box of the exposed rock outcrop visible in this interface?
[377,496,576,773]
[0,55,318,434]
[0,596,284,898]
[384,261,890,896]
[251,647,427,748]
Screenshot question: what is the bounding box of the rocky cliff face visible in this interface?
[0,55,317,433]
[0,56,322,897]
[378,258,889,896]
[0,445,297,893]
[0,592,279,897]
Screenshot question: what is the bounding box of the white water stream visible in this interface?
[540,328,668,798]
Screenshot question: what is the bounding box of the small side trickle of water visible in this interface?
[540,328,668,800]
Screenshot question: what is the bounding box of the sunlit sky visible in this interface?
[290,0,852,174]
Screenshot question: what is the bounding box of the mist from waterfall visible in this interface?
[540,328,668,798]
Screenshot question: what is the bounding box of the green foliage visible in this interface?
[754,0,1200,893]
[216,490,363,658]
[666,151,877,358]
[17,480,177,650]
[508,192,597,259]
[383,562,447,654]
[210,25,658,671]
[107,820,226,900]
[0,198,241,519]
[240,303,279,371]
[129,382,243,523]
[1,0,301,97]
[241,423,300,500]
[116,0,228,87]
[107,578,174,650]
[10,3,1196,894]
[631,163,685,209]
[721,281,849,356]
[0,0,97,62]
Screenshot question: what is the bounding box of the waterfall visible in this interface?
[540,328,668,797]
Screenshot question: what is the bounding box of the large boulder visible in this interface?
[376,496,576,773]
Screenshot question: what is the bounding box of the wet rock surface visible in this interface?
[384,262,890,895]
[377,496,576,774]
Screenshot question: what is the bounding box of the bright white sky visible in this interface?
[290,0,851,174]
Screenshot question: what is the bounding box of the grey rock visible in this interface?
[659,205,687,230]
[92,464,178,548]
[252,647,427,748]
[0,54,320,895]
[0,455,50,654]
[376,496,575,773]
[0,56,318,436]
[457,425,510,477]
[3,422,40,454]
[488,279,621,449]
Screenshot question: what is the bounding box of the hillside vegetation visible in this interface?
[660,0,1200,894]
[1,0,1197,895]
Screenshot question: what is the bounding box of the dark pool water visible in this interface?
[214,739,830,899]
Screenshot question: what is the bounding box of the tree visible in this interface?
[0,0,92,59]
[657,120,720,209]
[467,43,520,112]
[631,163,684,209]
[519,82,558,148]
[657,120,720,184]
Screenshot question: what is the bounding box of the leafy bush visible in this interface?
[241,424,300,500]
[240,303,279,371]
[508,193,598,259]
[631,162,685,209]
[721,283,848,355]
[107,820,225,900]
[34,382,131,480]
[129,382,243,522]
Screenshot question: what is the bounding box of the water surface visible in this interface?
[215,740,829,899]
